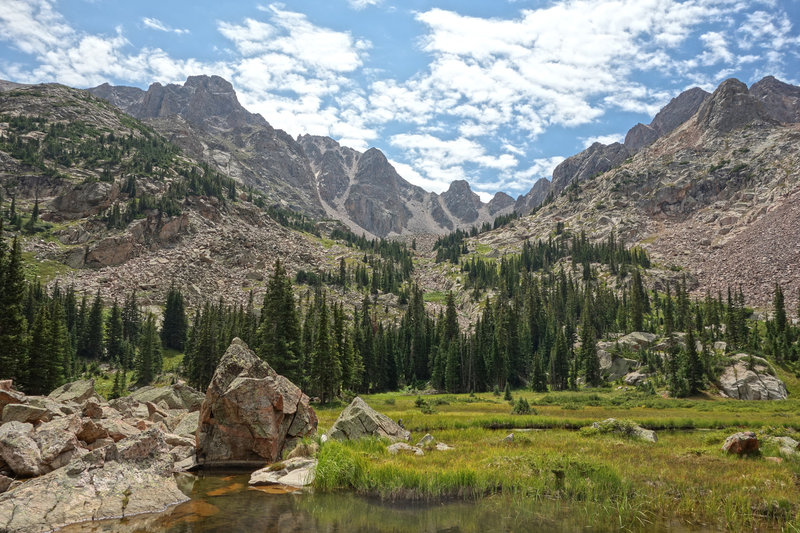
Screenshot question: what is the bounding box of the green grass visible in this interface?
[313,390,800,531]
[423,290,447,304]
[21,251,74,282]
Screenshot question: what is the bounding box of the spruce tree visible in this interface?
[630,269,645,332]
[105,299,124,363]
[0,236,28,384]
[26,305,49,394]
[135,314,162,385]
[161,284,188,351]
[445,341,461,393]
[46,298,68,390]
[684,326,703,394]
[257,260,302,384]
[531,348,548,392]
[311,295,340,402]
[549,329,569,391]
[122,291,140,344]
[80,289,105,360]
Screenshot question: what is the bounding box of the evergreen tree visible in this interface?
[26,304,49,394]
[663,283,674,336]
[0,236,28,384]
[773,283,787,334]
[581,310,601,387]
[445,341,461,393]
[46,298,69,390]
[122,291,140,344]
[135,314,162,385]
[105,299,124,363]
[684,326,703,394]
[549,329,569,391]
[630,269,645,332]
[80,289,104,360]
[257,260,302,384]
[311,295,340,402]
[161,284,188,351]
[531,349,548,392]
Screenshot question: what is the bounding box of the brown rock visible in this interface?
[196,338,317,467]
[722,431,759,455]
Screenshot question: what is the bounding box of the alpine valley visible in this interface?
[1,71,800,532]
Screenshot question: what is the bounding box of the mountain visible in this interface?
[296,134,512,236]
[92,77,512,238]
[474,75,800,306]
[90,76,325,218]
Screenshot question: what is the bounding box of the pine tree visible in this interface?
[26,304,49,394]
[549,329,569,391]
[684,326,703,394]
[630,269,645,332]
[105,299,124,363]
[531,348,548,392]
[257,260,302,384]
[311,295,340,402]
[445,341,461,393]
[773,283,787,334]
[122,291,140,344]
[46,298,68,391]
[161,284,188,351]
[0,236,28,384]
[664,283,674,336]
[135,314,162,385]
[80,289,104,360]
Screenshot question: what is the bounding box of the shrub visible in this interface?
[511,397,532,415]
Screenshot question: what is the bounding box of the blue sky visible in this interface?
[1,1,799,201]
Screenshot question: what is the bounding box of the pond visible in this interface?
[59,472,697,532]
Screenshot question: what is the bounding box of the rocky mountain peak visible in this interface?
[514,178,552,215]
[441,180,483,223]
[749,75,800,124]
[487,191,515,215]
[551,141,629,195]
[625,86,709,153]
[695,78,772,133]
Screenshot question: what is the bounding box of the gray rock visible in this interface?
[172,411,200,440]
[416,433,435,447]
[387,442,424,456]
[326,397,410,443]
[2,404,48,424]
[617,332,657,350]
[33,416,84,473]
[0,474,13,494]
[590,418,657,443]
[48,379,102,406]
[0,428,188,533]
[599,351,638,381]
[718,355,788,400]
[129,383,204,412]
[109,396,149,419]
[0,390,26,411]
[503,433,514,443]
[0,422,42,477]
[249,457,317,488]
[623,371,649,386]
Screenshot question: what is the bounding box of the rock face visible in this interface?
[514,178,552,214]
[551,142,630,195]
[196,338,317,466]
[48,379,103,405]
[129,383,204,412]
[625,87,709,153]
[0,428,188,533]
[749,75,800,124]
[326,396,410,442]
[722,431,759,455]
[718,354,788,400]
[695,78,773,134]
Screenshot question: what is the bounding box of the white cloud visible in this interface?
[347,0,382,10]
[142,17,189,35]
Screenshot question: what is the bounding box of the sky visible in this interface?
[1,1,799,201]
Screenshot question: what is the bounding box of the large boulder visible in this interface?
[171,411,200,440]
[33,415,85,473]
[326,397,410,442]
[48,379,102,405]
[2,404,48,424]
[722,431,759,455]
[598,349,638,382]
[718,355,788,400]
[0,422,42,477]
[617,332,657,351]
[196,338,317,467]
[129,383,205,412]
[0,428,189,533]
[249,457,317,488]
[589,418,657,443]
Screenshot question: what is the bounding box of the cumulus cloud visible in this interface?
[347,0,382,10]
[581,134,625,148]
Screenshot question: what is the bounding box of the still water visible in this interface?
[59,472,691,533]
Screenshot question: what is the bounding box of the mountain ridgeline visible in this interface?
[89,76,513,238]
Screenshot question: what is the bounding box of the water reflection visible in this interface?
[59,472,691,532]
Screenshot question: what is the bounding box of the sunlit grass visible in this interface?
[313,390,800,531]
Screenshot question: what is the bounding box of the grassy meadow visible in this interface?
[312,386,800,532]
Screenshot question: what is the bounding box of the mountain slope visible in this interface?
[472,76,800,306]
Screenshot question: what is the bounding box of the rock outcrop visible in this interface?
[196,338,317,467]
[326,396,410,442]
[0,428,188,533]
[718,355,788,400]
[624,87,709,152]
[249,456,317,488]
[550,142,630,195]
[590,418,657,443]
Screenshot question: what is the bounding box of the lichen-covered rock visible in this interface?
[0,422,42,477]
[718,355,787,400]
[48,379,102,405]
[2,404,48,424]
[172,411,200,440]
[387,442,424,456]
[590,418,657,443]
[129,383,204,412]
[326,397,410,442]
[722,431,759,455]
[0,428,188,533]
[196,338,317,466]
